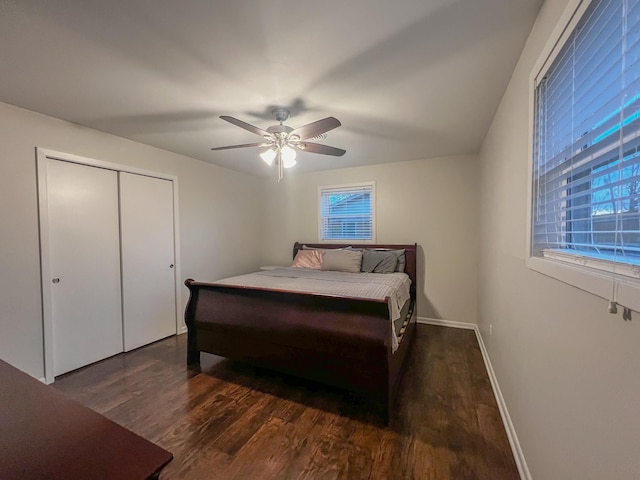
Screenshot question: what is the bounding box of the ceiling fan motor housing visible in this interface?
[266,124,293,134]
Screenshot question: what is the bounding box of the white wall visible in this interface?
[0,102,263,379]
[259,156,480,324]
[478,1,640,478]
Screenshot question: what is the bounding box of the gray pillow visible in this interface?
[361,250,397,273]
[321,249,362,273]
[388,249,406,272]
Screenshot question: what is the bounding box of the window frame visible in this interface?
[317,181,376,244]
[526,0,640,313]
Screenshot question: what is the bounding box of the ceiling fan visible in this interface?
[211,108,346,181]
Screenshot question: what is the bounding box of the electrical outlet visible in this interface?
[489,324,493,337]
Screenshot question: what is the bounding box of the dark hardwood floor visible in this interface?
[53,324,518,480]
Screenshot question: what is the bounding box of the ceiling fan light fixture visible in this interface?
[260,148,276,166]
[281,145,297,168]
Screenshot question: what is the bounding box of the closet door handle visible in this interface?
[52,277,60,284]
[169,264,174,269]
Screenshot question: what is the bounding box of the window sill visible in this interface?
[542,250,640,279]
[527,255,640,313]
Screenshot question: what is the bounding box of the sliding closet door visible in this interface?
[120,172,176,351]
[47,160,123,376]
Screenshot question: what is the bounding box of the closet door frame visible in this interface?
[36,148,183,384]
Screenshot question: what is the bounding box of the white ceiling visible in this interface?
[0,0,542,176]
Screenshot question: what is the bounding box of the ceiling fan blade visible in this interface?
[298,142,346,157]
[210,142,266,151]
[290,117,341,140]
[220,116,270,137]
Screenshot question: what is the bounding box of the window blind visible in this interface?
[532,0,640,267]
[320,184,374,241]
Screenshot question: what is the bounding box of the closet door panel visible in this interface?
[47,160,123,376]
[120,173,176,351]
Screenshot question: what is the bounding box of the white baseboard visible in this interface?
[418,316,476,330]
[417,317,531,480]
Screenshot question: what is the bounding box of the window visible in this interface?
[532,0,640,279]
[319,182,375,242]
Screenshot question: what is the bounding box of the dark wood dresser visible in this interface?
[0,359,172,480]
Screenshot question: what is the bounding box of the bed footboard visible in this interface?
[185,280,392,392]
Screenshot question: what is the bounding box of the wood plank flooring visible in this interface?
[53,324,518,480]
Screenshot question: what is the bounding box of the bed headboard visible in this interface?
[293,242,418,300]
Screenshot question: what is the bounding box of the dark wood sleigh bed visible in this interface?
[184,242,418,422]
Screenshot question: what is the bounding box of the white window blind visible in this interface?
[319,183,374,241]
[532,0,640,271]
